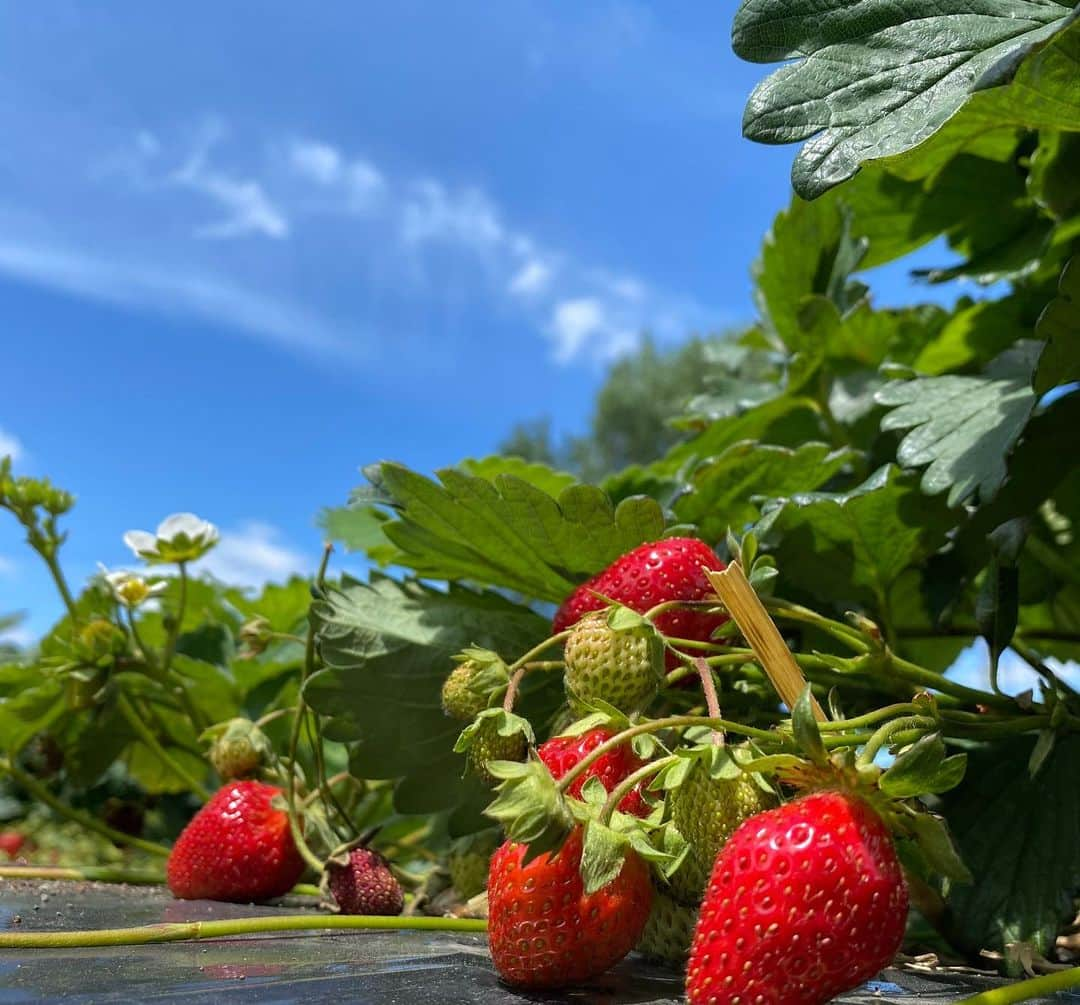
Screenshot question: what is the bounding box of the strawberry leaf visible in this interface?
[306,574,555,821]
[879,733,967,798]
[792,686,828,765]
[733,0,1077,199]
[1034,257,1080,394]
[944,733,1080,956]
[876,343,1041,507]
[756,465,955,617]
[352,462,667,603]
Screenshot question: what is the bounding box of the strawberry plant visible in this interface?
[2,3,1080,1003]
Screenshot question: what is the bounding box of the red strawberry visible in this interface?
[0,830,26,860]
[167,781,305,903]
[488,827,652,988]
[686,790,908,1005]
[327,847,404,916]
[538,728,650,817]
[553,538,727,667]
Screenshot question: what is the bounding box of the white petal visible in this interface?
[123,530,157,557]
[157,512,207,541]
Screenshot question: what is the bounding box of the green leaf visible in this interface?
[1029,133,1080,220]
[581,820,629,895]
[914,297,1034,376]
[0,670,64,755]
[317,506,397,563]
[457,455,579,497]
[879,16,1080,184]
[753,195,866,348]
[945,734,1080,956]
[1034,258,1080,393]
[733,0,1077,198]
[792,686,827,765]
[879,733,967,798]
[906,811,973,886]
[675,441,857,542]
[876,342,1041,506]
[975,520,1026,680]
[368,463,667,603]
[756,466,955,614]
[305,575,552,818]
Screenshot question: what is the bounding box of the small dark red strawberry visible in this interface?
[167,781,305,903]
[686,790,909,1005]
[553,538,727,668]
[538,728,650,817]
[0,830,26,860]
[488,827,652,988]
[327,847,404,916]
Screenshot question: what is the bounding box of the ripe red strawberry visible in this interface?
[553,538,727,667]
[327,847,404,916]
[488,827,652,988]
[0,830,26,860]
[538,728,650,817]
[686,790,908,1005]
[167,781,305,903]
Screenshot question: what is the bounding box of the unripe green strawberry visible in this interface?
[471,726,526,785]
[636,887,698,969]
[448,830,498,899]
[668,761,777,904]
[208,718,272,781]
[563,610,662,715]
[441,661,488,721]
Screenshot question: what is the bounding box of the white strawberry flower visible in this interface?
[123,512,220,565]
[98,564,168,608]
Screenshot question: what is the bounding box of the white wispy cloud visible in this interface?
[167,123,289,240]
[509,259,554,297]
[0,239,354,357]
[0,428,23,462]
[2,121,718,367]
[197,521,309,587]
[288,139,385,212]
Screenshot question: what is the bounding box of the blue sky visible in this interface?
[0,3,965,644]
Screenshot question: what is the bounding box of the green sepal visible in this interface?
[607,603,649,632]
[555,706,632,738]
[1028,729,1056,779]
[906,810,973,886]
[453,707,535,754]
[792,684,828,765]
[483,754,573,863]
[453,646,512,701]
[579,774,609,811]
[879,733,967,798]
[581,819,629,894]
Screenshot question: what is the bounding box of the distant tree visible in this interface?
[499,333,733,480]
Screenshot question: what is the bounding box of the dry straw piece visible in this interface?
[705,562,827,723]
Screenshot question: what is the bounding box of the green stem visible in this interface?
[291,882,322,897]
[0,914,488,949]
[509,631,571,672]
[1025,534,1080,591]
[600,756,676,823]
[116,693,211,801]
[160,561,187,677]
[817,704,921,731]
[556,716,785,795]
[0,758,170,858]
[958,966,1080,1004]
[662,635,730,653]
[691,656,724,745]
[857,716,937,767]
[890,655,1017,710]
[42,551,79,623]
[284,543,336,877]
[763,598,870,653]
[1012,639,1078,698]
[0,865,165,884]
